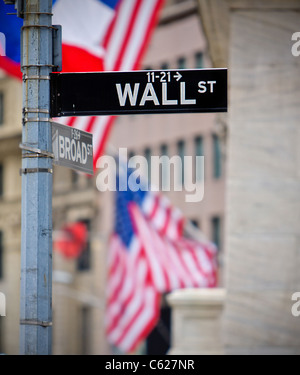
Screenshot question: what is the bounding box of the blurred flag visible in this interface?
[0,2,23,79]
[105,168,218,353]
[0,0,165,167]
[54,221,88,259]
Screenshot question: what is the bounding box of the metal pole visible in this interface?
[19,0,53,355]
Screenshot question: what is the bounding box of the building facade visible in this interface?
[0,72,22,354]
[0,0,226,355]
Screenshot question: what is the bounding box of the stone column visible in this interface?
[223,1,300,355]
[167,288,226,355]
[197,0,300,355]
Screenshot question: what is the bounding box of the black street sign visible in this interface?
[52,121,94,175]
[50,69,227,117]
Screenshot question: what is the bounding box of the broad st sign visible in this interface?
[52,122,93,175]
[50,69,227,117]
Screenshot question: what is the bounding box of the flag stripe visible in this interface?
[105,0,137,71]
[164,240,193,288]
[71,116,90,131]
[108,258,148,342]
[102,0,119,51]
[132,0,165,70]
[106,237,141,331]
[117,286,159,353]
[121,0,159,71]
[112,0,142,71]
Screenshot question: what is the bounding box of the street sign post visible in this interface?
[52,122,94,175]
[50,69,227,117]
[19,0,53,355]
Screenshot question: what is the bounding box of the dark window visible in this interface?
[0,164,3,197]
[195,136,204,182]
[144,148,151,186]
[72,170,80,187]
[195,52,203,69]
[213,134,222,179]
[161,63,169,70]
[0,93,3,125]
[160,144,169,191]
[128,150,135,160]
[77,220,91,272]
[146,298,171,355]
[0,231,3,280]
[177,140,185,185]
[212,217,221,251]
[161,144,168,156]
[191,219,200,229]
[177,57,186,69]
[195,136,203,157]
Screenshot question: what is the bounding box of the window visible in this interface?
[160,144,169,191]
[71,170,80,187]
[161,63,169,70]
[195,136,204,182]
[144,148,151,186]
[191,219,200,229]
[0,231,3,280]
[177,140,185,185]
[212,217,221,252]
[177,57,186,70]
[0,164,3,197]
[128,150,135,161]
[146,297,171,355]
[0,93,3,125]
[195,52,203,69]
[77,219,91,272]
[212,134,222,179]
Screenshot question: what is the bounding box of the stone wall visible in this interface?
[223,3,300,354]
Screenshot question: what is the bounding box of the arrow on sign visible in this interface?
[173,72,182,81]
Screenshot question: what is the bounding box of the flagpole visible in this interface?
[19,0,53,355]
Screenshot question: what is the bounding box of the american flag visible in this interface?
[105,169,218,353]
[52,0,165,169]
[0,0,165,168]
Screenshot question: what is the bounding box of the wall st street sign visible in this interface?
[50,69,227,117]
[52,122,94,175]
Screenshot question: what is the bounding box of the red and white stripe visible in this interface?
[105,198,217,353]
[142,191,184,240]
[105,234,160,353]
[57,0,165,170]
[131,203,217,291]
